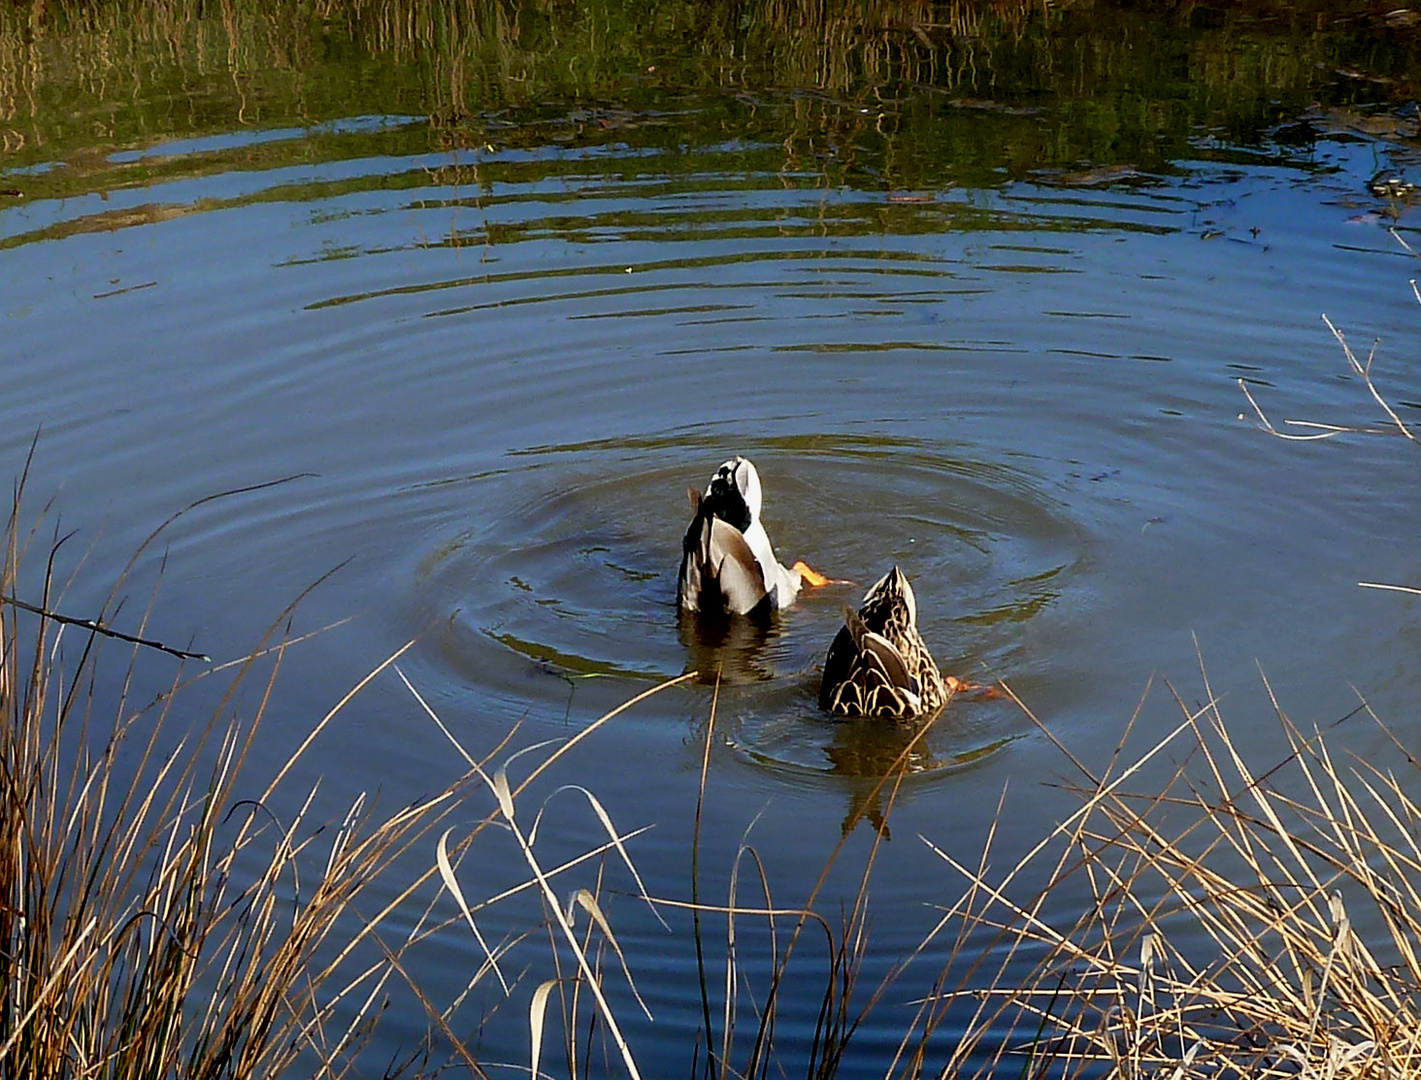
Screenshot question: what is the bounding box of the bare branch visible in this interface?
[1357,581,1421,597]
[1322,313,1415,441]
[1237,379,1340,440]
[0,592,208,661]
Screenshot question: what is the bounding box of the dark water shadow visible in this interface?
[677,607,782,685]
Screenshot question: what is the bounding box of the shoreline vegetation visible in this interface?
[8,262,1421,1075]
[0,456,475,1076]
[7,464,1421,1078]
[2,0,1420,198]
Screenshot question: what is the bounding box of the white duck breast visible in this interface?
[677,456,803,615]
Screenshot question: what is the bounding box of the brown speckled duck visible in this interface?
[819,566,948,719]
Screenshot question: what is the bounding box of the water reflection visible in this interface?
[6,0,1420,202]
[677,608,781,684]
[825,714,940,838]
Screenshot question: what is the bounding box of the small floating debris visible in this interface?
[943,97,1041,117]
[1367,171,1420,200]
[1304,104,1419,141]
[1047,164,1140,187]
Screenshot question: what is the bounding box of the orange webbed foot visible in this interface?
[791,560,854,588]
[945,675,1005,700]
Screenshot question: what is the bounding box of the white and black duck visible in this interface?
[677,456,832,616]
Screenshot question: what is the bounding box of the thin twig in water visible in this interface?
[0,592,209,660]
[0,469,320,663]
[1358,581,1421,597]
[1237,379,1348,440]
[1238,307,1417,442]
[1321,313,1416,441]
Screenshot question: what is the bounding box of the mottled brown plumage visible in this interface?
[819,566,946,719]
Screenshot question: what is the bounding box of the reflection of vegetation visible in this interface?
[3,0,1421,202]
[489,627,662,678]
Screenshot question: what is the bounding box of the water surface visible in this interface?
[4,5,1421,1074]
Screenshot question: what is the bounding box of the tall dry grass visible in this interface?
[7,447,1420,1078]
[419,661,1421,1080]
[416,671,937,1080]
[0,457,474,1078]
[908,668,1421,1080]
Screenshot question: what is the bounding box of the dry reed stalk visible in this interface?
[920,656,1421,1080]
[1239,229,1419,447]
[412,665,942,1080]
[405,643,1421,1079]
[0,465,473,1079]
[1239,239,1419,602]
[405,669,697,1080]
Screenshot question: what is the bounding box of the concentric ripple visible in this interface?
[407,434,1090,775]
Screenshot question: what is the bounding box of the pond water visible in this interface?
[4,5,1421,1076]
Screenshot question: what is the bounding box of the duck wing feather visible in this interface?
[678,511,769,615]
[819,607,923,717]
